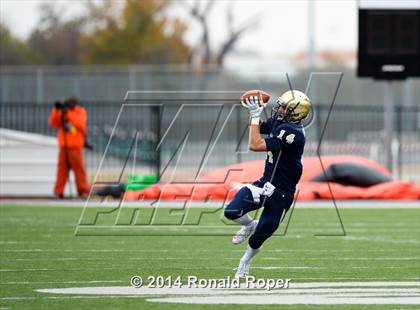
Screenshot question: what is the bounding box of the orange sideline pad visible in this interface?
[124,156,420,201]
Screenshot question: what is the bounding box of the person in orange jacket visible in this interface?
[49,97,90,198]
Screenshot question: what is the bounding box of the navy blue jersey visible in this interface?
[258,117,306,195]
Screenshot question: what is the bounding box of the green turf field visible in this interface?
[0,203,419,309]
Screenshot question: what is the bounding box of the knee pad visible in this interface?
[224,205,240,220]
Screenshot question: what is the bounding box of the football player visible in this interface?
[224,90,311,278]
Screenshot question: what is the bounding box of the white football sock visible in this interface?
[234,214,253,226]
[241,245,261,264]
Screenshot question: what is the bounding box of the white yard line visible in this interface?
[0,266,326,272]
[290,277,420,280]
[30,282,420,305]
[1,248,418,253]
[261,256,420,260]
[0,296,145,300]
[3,255,420,262]
[1,263,416,273]
[36,282,420,295]
[0,280,127,285]
[147,295,420,305]
[0,267,130,272]
[252,266,323,269]
[340,236,420,245]
[2,278,420,286]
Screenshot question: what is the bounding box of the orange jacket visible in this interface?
[49,106,87,148]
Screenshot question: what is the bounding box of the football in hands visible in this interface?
[240,90,270,108]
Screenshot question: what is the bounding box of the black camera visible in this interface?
[54,101,64,110]
[55,98,78,111]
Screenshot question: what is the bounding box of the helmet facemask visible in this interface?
[271,99,302,123]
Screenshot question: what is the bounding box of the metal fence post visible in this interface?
[36,68,44,104]
[1,76,9,102]
[73,77,81,97]
[396,105,402,180]
[316,103,322,143]
[383,81,394,172]
[129,67,136,91]
[154,104,162,181]
[236,105,242,163]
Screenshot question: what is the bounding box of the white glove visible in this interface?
[245,96,263,120]
[261,182,275,197]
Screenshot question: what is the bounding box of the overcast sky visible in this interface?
[1,0,417,62]
[1,1,357,51]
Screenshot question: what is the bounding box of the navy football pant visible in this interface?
[224,186,294,249]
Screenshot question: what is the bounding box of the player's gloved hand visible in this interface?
[245,96,263,120]
[54,101,63,110]
[261,182,275,197]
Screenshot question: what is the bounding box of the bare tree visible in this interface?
[180,0,214,65]
[215,3,258,67]
[180,0,259,68]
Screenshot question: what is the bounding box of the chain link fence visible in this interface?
[1,65,419,184]
[1,100,419,183]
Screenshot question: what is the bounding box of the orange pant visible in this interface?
[54,147,89,196]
